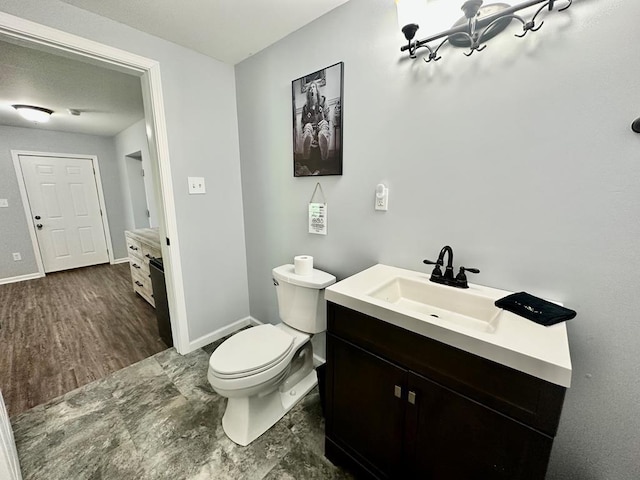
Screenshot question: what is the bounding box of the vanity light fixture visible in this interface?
[12,104,54,123]
[397,0,572,62]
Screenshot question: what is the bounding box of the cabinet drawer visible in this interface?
[131,269,150,292]
[142,244,161,262]
[328,302,565,436]
[126,236,143,260]
[131,270,154,306]
[129,258,148,275]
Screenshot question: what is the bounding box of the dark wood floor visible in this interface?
[0,262,168,417]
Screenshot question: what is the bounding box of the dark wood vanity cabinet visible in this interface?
[324,302,567,480]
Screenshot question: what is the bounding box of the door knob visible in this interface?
[36,224,43,230]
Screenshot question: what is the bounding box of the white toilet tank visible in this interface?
[272,264,336,334]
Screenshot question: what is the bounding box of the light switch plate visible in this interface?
[188,177,206,194]
[0,199,8,208]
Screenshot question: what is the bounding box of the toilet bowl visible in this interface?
[208,264,335,446]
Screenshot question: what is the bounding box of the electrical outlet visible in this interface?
[375,184,389,211]
[188,176,206,194]
[12,252,21,261]
[0,198,8,208]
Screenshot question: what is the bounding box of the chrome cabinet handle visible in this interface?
[132,263,141,269]
[135,281,143,287]
[129,245,138,251]
[36,224,43,230]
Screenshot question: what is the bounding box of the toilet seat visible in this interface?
[209,324,294,379]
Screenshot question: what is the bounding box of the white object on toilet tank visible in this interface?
[294,255,313,275]
[272,264,336,334]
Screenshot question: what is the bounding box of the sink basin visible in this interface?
[324,264,572,388]
[368,276,501,333]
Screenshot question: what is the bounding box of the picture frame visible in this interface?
[292,62,343,177]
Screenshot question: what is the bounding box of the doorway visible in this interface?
[0,14,189,350]
[125,151,151,229]
[15,152,112,273]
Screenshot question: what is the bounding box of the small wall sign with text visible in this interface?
[309,203,327,235]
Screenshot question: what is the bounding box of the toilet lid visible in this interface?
[209,324,294,377]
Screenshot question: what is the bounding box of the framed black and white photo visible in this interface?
[292,62,343,177]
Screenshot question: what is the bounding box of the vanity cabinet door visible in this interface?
[327,336,407,479]
[405,372,554,480]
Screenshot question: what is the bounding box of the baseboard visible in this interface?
[313,354,326,366]
[191,315,327,366]
[186,316,252,352]
[112,257,130,264]
[0,272,44,285]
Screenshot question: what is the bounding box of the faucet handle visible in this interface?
[423,259,443,278]
[460,267,479,274]
[455,266,479,288]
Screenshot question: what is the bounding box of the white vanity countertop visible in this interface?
[325,264,572,388]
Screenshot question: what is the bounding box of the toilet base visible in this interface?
[221,369,318,446]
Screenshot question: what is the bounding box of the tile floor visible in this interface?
[11,344,353,480]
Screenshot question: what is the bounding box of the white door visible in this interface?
[19,155,109,273]
[0,390,23,480]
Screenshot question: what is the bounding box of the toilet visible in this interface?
[207,263,336,446]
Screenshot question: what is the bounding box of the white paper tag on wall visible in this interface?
[309,203,327,235]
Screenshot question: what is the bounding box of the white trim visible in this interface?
[12,151,115,267]
[112,257,130,264]
[0,12,153,73]
[10,153,45,277]
[249,316,263,326]
[0,272,44,286]
[140,68,190,355]
[313,354,326,366]
[0,12,189,354]
[187,317,252,352]
[0,389,22,480]
[88,154,115,264]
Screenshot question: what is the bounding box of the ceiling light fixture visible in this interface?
[397,0,572,62]
[12,104,54,123]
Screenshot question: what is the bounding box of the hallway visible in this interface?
[0,263,167,417]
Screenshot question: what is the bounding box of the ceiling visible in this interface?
[58,0,351,65]
[0,39,145,137]
[0,1,350,137]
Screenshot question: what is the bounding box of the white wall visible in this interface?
[113,119,157,230]
[0,0,249,344]
[235,0,640,478]
[0,125,128,278]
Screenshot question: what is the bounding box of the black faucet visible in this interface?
[423,245,480,289]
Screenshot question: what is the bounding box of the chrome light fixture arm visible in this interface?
[401,0,573,62]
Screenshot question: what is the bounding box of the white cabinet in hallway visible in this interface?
[125,228,161,307]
